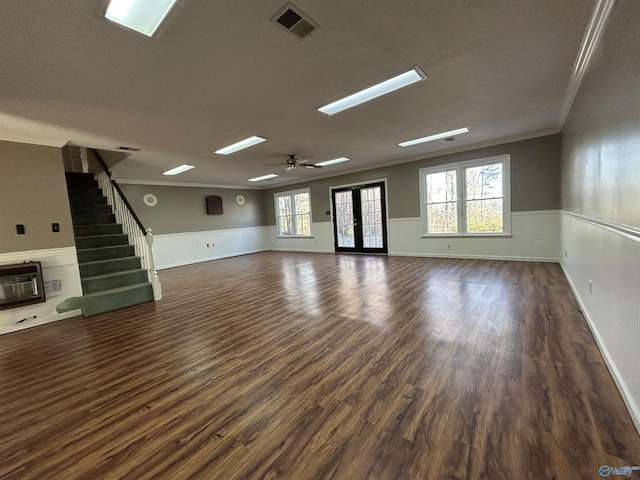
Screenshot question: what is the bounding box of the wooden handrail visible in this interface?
[90,148,146,234]
[91,148,113,178]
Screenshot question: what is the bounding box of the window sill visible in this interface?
[277,235,314,239]
[421,233,512,238]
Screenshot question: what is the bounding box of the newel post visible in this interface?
[146,228,162,301]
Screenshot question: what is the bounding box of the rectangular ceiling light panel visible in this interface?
[318,67,427,116]
[399,127,470,147]
[315,157,350,167]
[105,0,180,37]
[215,136,268,155]
[249,174,279,182]
[163,164,194,175]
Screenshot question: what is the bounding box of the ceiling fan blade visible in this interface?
[300,163,322,169]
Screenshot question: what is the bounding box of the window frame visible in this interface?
[274,187,313,238]
[419,154,511,237]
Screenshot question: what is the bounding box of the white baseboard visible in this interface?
[157,248,268,270]
[0,309,82,336]
[560,262,640,434]
[389,252,560,263]
[269,247,335,254]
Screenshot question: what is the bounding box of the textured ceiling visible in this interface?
[0,0,595,188]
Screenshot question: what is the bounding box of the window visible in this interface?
[274,188,312,237]
[419,155,510,236]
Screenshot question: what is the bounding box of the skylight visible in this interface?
[317,67,427,116]
[315,157,350,167]
[215,136,268,155]
[248,174,279,182]
[162,164,194,175]
[399,127,470,147]
[105,0,180,38]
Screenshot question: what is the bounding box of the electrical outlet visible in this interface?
[447,244,451,250]
[589,280,593,295]
[564,250,568,258]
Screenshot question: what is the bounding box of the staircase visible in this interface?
[66,172,154,316]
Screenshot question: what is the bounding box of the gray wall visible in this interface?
[0,140,75,253]
[119,183,265,235]
[561,0,640,227]
[263,134,561,225]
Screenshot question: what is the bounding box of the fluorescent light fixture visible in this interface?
[398,127,470,147]
[315,157,350,167]
[162,164,194,175]
[105,0,180,37]
[318,67,427,115]
[215,136,268,155]
[248,174,279,182]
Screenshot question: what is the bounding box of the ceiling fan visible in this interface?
[267,155,323,171]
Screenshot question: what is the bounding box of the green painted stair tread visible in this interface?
[81,269,149,294]
[75,234,130,249]
[68,187,103,196]
[69,194,108,205]
[73,213,117,225]
[79,256,142,278]
[66,178,99,189]
[74,224,124,237]
[77,245,136,263]
[71,204,113,215]
[81,282,154,317]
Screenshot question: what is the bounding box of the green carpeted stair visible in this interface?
[66,172,154,317]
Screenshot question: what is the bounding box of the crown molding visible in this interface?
[559,0,616,127]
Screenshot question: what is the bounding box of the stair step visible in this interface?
[74,224,123,237]
[66,172,99,187]
[75,234,129,249]
[77,245,135,263]
[73,213,116,225]
[68,186,103,196]
[71,203,113,215]
[82,269,149,294]
[81,282,153,317]
[69,194,108,205]
[79,256,142,278]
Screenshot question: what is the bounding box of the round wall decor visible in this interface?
[236,195,245,205]
[143,193,158,207]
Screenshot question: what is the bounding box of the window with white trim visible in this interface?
[419,155,510,236]
[274,188,312,237]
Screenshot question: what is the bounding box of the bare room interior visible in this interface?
[1,0,639,478]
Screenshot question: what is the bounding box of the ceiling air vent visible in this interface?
[272,3,319,40]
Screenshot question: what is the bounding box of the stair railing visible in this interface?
[90,149,162,301]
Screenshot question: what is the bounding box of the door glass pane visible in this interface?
[360,186,383,248]
[335,191,355,247]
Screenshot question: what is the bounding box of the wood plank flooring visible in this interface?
[1,252,639,479]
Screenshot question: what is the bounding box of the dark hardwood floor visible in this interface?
[1,252,639,479]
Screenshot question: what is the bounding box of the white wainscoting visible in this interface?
[154,226,270,270]
[0,247,83,335]
[268,222,335,253]
[561,211,640,433]
[389,210,560,261]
